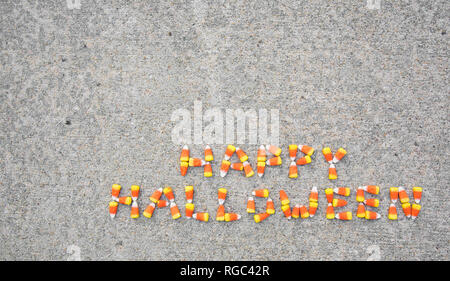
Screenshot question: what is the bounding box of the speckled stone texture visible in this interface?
[0,0,448,260]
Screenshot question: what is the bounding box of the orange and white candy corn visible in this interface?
[388,203,397,220]
[363,185,380,195]
[356,187,365,202]
[325,188,334,204]
[163,187,175,202]
[189,158,205,167]
[266,145,281,156]
[180,145,189,162]
[117,196,132,205]
[288,162,298,178]
[246,197,255,213]
[254,212,270,223]
[180,161,188,176]
[216,204,225,221]
[332,148,347,163]
[193,212,209,222]
[253,189,269,198]
[218,188,227,205]
[220,160,231,177]
[328,163,337,180]
[336,211,352,221]
[185,203,194,219]
[243,161,254,177]
[170,202,181,219]
[266,198,275,214]
[333,187,350,197]
[413,187,422,203]
[257,161,265,177]
[257,145,267,162]
[326,203,335,219]
[411,204,421,220]
[225,213,241,222]
[289,144,298,160]
[299,205,309,219]
[150,188,163,203]
[224,145,236,160]
[398,187,409,204]
[390,187,399,203]
[365,210,380,220]
[309,186,318,202]
[279,190,290,205]
[231,162,244,171]
[309,201,318,217]
[131,185,140,201]
[235,147,248,162]
[111,184,121,200]
[322,147,333,163]
[157,200,169,208]
[281,204,291,219]
[292,204,300,219]
[109,201,118,219]
[143,203,156,218]
[332,198,348,208]
[204,162,212,177]
[299,145,314,157]
[357,203,366,218]
[185,186,194,203]
[401,202,411,218]
[130,201,139,219]
[364,198,380,208]
[266,156,282,166]
[204,145,213,162]
[296,155,311,166]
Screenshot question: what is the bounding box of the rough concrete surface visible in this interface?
[0,0,449,260]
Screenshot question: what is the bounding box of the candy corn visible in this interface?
[402,202,411,218]
[398,187,409,204]
[231,162,244,171]
[235,147,248,162]
[150,188,163,203]
[243,161,254,177]
[254,213,270,223]
[411,204,421,219]
[143,203,156,218]
[180,145,189,162]
[266,198,275,214]
[388,203,397,220]
[257,161,265,177]
[180,161,188,176]
[170,202,181,219]
[356,187,365,202]
[326,203,335,219]
[193,212,209,222]
[225,213,241,222]
[390,187,399,203]
[332,198,348,208]
[111,184,121,200]
[109,201,118,218]
[189,158,205,167]
[253,189,269,198]
[322,147,333,163]
[364,198,380,208]
[325,188,334,204]
[279,190,290,205]
[299,205,309,219]
[363,185,380,195]
[328,163,337,180]
[247,197,256,213]
[357,203,366,218]
[289,144,298,160]
[220,160,231,177]
[335,211,352,221]
[204,162,212,177]
[218,188,227,205]
[332,148,347,163]
[224,145,236,160]
[309,201,318,217]
[204,145,213,162]
[185,186,194,203]
[365,211,380,220]
[216,204,225,221]
[185,203,194,219]
[288,162,298,178]
[281,204,291,219]
[257,145,266,162]
[309,186,318,203]
[296,155,311,166]
[333,187,350,197]
[292,205,300,219]
[163,187,175,202]
[266,156,282,166]
[130,201,139,219]
[117,196,132,205]
[299,145,314,156]
[157,200,169,208]
[413,187,422,203]
[131,185,140,201]
[266,145,281,156]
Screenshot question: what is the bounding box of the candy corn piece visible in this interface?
[281,204,291,219]
[364,198,380,208]
[299,145,314,156]
[365,211,380,220]
[357,203,366,218]
[296,155,311,166]
[117,196,132,205]
[224,145,236,160]
[326,203,335,219]
[266,198,275,214]
[333,187,350,196]
[413,187,422,203]
[111,184,121,200]
[185,186,194,203]
[235,147,248,162]
[257,161,265,177]
[356,187,365,202]
[253,189,269,198]
[246,197,256,213]
[231,162,244,171]
[130,201,139,219]
[254,213,270,223]
[299,205,309,219]
[204,145,213,162]
[328,163,337,180]
[189,158,205,167]
[143,203,156,218]
[336,211,352,220]
[109,201,118,219]
[204,162,212,177]
[332,198,348,207]
[388,203,397,220]
[363,185,380,195]
[218,188,227,205]
[398,187,409,204]
[401,202,411,218]
[225,213,241,222]
[170,202,181,219]
[309,201,318,217]
[193,212,209,222]
[279,190,290,205]
[180,161,188,176]
[289,144,298,160]
[180,145,189,162]
[216,204,225,221]
[390,187,399,203]
[288,162,298,178]
[266,145,282,156]
[131,185,140,202]
[163,187,175,202]
[243,161,254,177]
[185,203,194,219]
[257,145,267,162]
[411,204,421,220]
[322,147,333,163]
[332,148,347,163]
[325,188,334,203]
[157,200,169,208]
[220,160,231,177]
[292,204,300,219]
[266,156,282,166]
[150,188,163,203]
[309,186,318,202]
